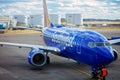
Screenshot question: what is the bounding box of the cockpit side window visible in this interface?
[88,42,111,48]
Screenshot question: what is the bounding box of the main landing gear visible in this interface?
[46,51,50,64]
[47,56,50,64]
[91,66,108,80]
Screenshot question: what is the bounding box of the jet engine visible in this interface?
[28,49,47,67]
[113,49,118,61]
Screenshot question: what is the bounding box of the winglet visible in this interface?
[43,0,51,27]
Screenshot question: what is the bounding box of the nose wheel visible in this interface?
[91,66,108,80]
[91,72,102,80]
[91,71,99,79]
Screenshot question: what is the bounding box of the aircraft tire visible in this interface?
[91,72,98,79]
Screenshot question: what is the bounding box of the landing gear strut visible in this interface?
[47,56,50,64]
[46,51,50,64]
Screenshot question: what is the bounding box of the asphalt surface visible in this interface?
[0,29,120,80]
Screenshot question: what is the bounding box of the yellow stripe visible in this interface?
[0,30,40,35]
[71,65,91,77]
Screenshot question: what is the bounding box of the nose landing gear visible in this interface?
[91,66,108,80]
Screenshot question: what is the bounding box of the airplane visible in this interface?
[0,0,120,79]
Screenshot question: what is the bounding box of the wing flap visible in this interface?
[0,42,60,53]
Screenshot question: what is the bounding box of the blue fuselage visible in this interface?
[43,26,114,67]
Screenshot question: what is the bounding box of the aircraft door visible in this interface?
[76,45,81,54]
[76,37,83,54]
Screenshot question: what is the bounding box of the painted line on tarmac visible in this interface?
[0,67,19,79]
[0,30,41,35]
[71,65,91,77]
[62,60,91,77]
[0,67,10,74]
[0,32,41,35]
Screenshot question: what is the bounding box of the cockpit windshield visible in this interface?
[88,42,111,48]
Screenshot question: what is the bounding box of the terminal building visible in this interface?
[66,14,83,26]
[49,14,61,26]
[13,15,28,26]
[28,14,61,27]
[0,15,17,29]
[28,15,43,27]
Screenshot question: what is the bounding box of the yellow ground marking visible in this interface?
[71,65,91,77]
[1,30,41,35]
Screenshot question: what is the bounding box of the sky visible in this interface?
[0,0,120,19]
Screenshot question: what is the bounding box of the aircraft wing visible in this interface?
[0,42,60,53]
[108,39,120,44]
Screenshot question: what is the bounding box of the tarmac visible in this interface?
[0,29,120,80]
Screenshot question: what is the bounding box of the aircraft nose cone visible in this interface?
[98,48,114,65]
[103,52,114,63]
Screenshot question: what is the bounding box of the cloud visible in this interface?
[0,1,43,15]
[57,2,64,7]
[0,0,120,19]
[110,2,117,6]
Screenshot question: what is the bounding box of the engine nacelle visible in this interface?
[113,49,118,61]
[28,49,47,67]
